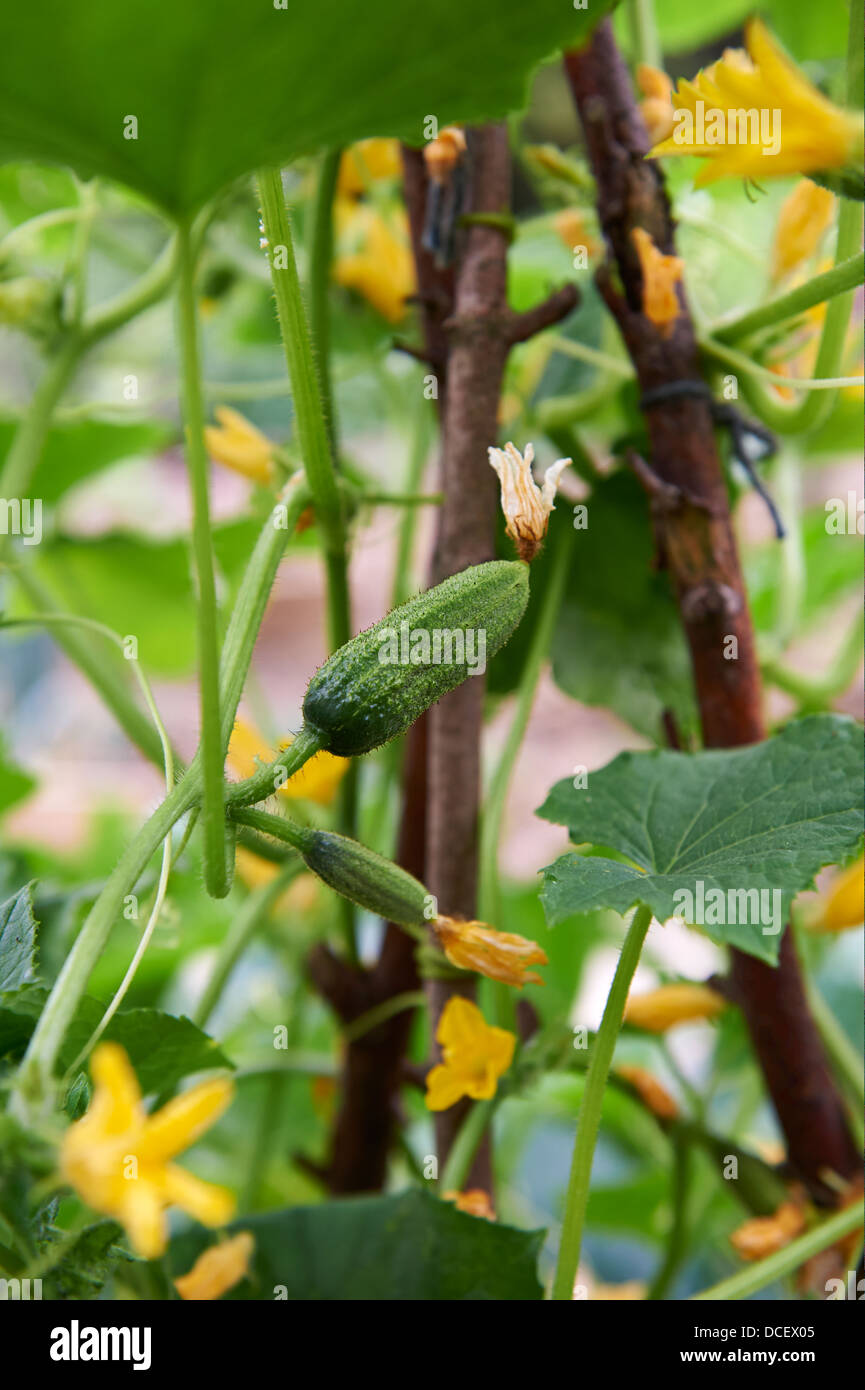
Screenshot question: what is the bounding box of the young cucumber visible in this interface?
[299,828,432,926]
[302,559,529,757]
[229,809,432,926]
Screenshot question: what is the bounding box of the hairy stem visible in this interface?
[176,221,227,899]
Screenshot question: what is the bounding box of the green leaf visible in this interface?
[0,739,36,818]
[0,885,38,991]
[169,1188,544,1300]
[0,416,172,506]
[0,0,614,217]
[537,715,864,964]
[37,1217,134,1301]
[549,471,696,741]
[27,531,195,676]
[0,989,231,1093]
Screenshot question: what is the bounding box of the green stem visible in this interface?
[0,336,81,561]
[762,608,864,710]
[439,1098,496,1192]
[647,1133,691,1299]
[255,168,345,591]
[343,990,426,1043]
[176,220,227,899]
[714,252,865,345]
[194,859,302,1028]
[691,1204,864,1301]
[11,454,313,1105]
[223,725,322,808]
[627,0,661,70]
[79,235,178,348]
[4,574,169,768]
[217,477,311,747]
[547,335,633,379]
[805,976,865,1118]
[551,903,653,1301]
[15,774,199,1108]
[308,148,342,454]
[257,166,356,958]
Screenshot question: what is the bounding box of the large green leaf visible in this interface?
[0,988,231,1093]
[0,0,613,217]
[168,1188,544,1300]
[0,416,173,506]
[26,532,195,676]
[537,715,864,964]
[0,885,38,992]
[548,470,696,742]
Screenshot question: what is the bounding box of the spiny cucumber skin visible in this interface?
[301,830,430,926]
[303,561,529,757]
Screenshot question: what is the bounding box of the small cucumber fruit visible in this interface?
[302,560,528,756]
[299,828,432,926]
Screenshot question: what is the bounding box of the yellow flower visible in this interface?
[649,19,864,185]
[771,180,836,282]
[553,208,599,260]
[333,198,416,324]
[423,126,467,184]
[630,227,683,336]
[616,1065,679,1121]
[443,1189,496,1221]
[624,982,727,1032]
[425,997,515,1111]
[337,139,402,198]
[488,441,571,562]
[434,916,548,988]
[729,1200,806,1261]
[636,63,675,145]
[174,1232,254,1301]
[60,1044,234,1260]
[204,407,275,486]
[810,855,864,932]
[227,718,349,807]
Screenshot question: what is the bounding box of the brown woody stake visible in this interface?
[565,20,858,1201]
[411,124,577,1186]
[306,718,427,1192]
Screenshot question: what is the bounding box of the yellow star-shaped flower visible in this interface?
[204,407,275,486]
[425,997,515,1111]
[333,198,416,324]
[60,1043,235,1259]
[649,19,864,185]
